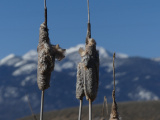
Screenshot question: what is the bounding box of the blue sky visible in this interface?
[0,0,160,59]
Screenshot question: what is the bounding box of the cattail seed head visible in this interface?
[76,37,99,102]
[37,23,65,91]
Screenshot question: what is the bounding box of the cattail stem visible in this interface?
[27,95,37,120]
[40,90,44,120]
[113,53,116,91]
[87,0,91,38]
[44,0,47,26]
[89,99,92,120]
[44,0,46,8]
[78,99,83,120]
[87,0,90,23]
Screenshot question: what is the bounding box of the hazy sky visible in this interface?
[0,0,160,59]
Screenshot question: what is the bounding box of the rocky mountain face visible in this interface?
[0,44,160,120]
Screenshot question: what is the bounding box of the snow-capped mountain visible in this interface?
[0,44,160,120]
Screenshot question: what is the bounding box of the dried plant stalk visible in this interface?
[100,96,108,120]
[27,95,37,120]
[109,53,119,120]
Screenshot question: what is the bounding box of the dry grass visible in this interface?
[18,101,160,120]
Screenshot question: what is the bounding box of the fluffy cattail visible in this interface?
[83,38,99,102]
[76,38,99,102]
[37,22,65,91]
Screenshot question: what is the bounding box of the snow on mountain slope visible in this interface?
[0,54,21,66]
[128,86,159,101]
[0,44,127,70]
[66,44,84,55]
[116,53,128,58]
[22,50,38,61]
[12,63,37,76]
[152,57,160,62]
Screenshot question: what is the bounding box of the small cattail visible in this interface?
[109,53,119,120]
[109,90,119,120]
[100,96,108,120]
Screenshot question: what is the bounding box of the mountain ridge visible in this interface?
[0,44,160,120]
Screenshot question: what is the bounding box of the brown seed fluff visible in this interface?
[76,38,99,102]
[37,22,65,90]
